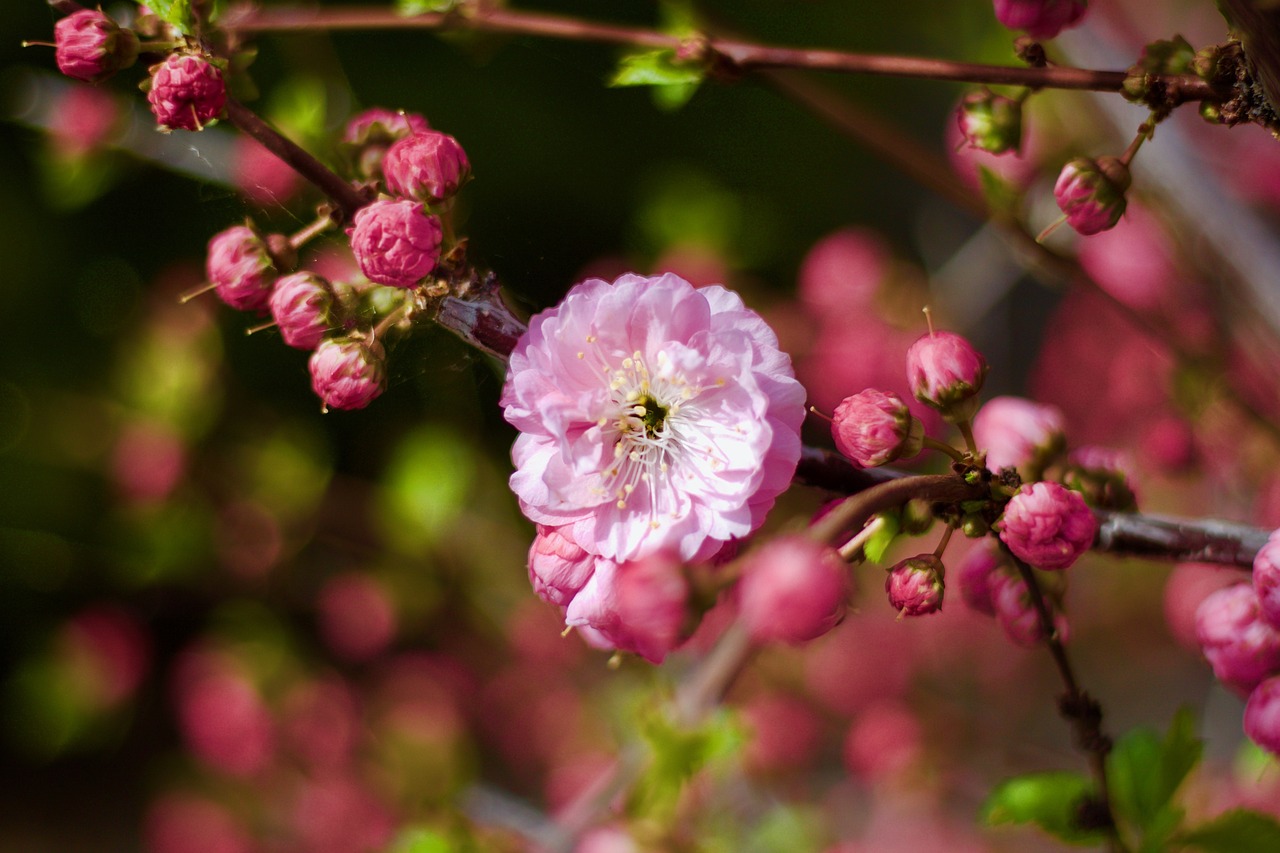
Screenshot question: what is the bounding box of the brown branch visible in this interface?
[223,3,1216,100]
[222,98,370,220]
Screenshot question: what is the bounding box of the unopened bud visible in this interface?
[905,329,989,422]
[308,336,387,411]
[997,481,1097,571]
[738,536,849,645]
[956,88,1023,155]
[1253,530,1280,629]
[383,130,472,204]
[885,555,945,617]
[269,272,335,350]
[992,0,1088,40]
[146,54,226,132]
[348,199,443,288]
[54,9,139,83]
[1053,156,1130,236]
[831,389,923,468]
[991,572,1069,647]
[205,225,276,312]
[1196,584,1280,696]
[340,107,431,181]
[972,395,1065,476]
[1245,676,1280,757]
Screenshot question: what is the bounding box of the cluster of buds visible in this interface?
[955,544,1070,646]
[1195,531,1280,756]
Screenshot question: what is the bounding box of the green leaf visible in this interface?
[388,828,455,853]
[140,0,194,34]
[1177,809,1280,852]
[631,708,743,820]
[862,511,900,564]
[610,50,705,110]
[981,772,1108,845]
[1106,707,1202,837]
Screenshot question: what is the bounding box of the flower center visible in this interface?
[637,394,668,439]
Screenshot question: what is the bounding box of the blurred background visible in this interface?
[3,0,1280,850]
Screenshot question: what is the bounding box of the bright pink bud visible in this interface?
[341,107,431,180]
[993,0,1088,40]
[309,337,387,411]
[991,572,1069,647]
[1053,156,1130,236]
[956,88,1023,155]
[905,330,989,421]
[831,389,923,468]
[973,396,1066,474]
[146,54,226,132]
[1245,676,1280,756]
[383,131,472,204]
[205,225,276,312]
[998,481,1097,570]
[348,199,442,288]
[1255,530,1280,628]
[528,525,596,607]
[269,272,334,350]
[54,9,139,83]
[739,536,849,645]
[1196,584,1280,696]
[885,554,945,617]
[955,544,1005,616]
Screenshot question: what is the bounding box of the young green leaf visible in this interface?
[141,0,194,34]
[396,0,457,16]
[1106,707,1202,837]
[862,511,901,564]
[1176,809,1280,852]
[981,772,1108,845]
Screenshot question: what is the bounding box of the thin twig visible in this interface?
[223,4,1216,100]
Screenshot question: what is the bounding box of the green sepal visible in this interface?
[980,771,1109,846]
[862,511,900,564]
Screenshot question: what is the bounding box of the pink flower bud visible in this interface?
[956,88,1023,155]
[1053,156,1130,236]
[528,525,597,607]
[1255,531,1280,628]
[1196,584,1280,696]
[973,396,1065,474]
[269,272,334,350]
[348,199,442,288]
[739,536,849,645]
[309,337,387,411]
[341,107,431,180]
[998,481,1097,570]
[992,0,1088,40]
[383,130,472,204]
[563,555,689,664]
[991,572,1069,647]
[146,54,226,132]
[885,554,945,617]
[1245,676,1280,757]
[54,9,139,83]
[831,389,923,468]
[206,225,276,312]
[955,544,1005,616]
[905,330,989,421]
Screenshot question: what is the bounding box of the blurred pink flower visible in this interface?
[48,84,118,157]
[1195,583,1280,696]
[742,693,823,774]
[503,273,804,562]
[317,572,398,662]
[1163,562,1241,652]
[173,648,275,777]
[144,794,254,853]
[842,700,923,782]
[230,135,302,207]
[112,419,186,504]
[797,227,888,319]
[60,605,150,708]
[739,535,849,645]
[972,395,1065,475]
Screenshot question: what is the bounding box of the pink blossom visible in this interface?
[832,389,923,468]
[1254,530,1280,628]
[992,0,1088,39]
[955,543,1005,616]
[54,9,138,83]
[842,700,923,782]
[205,225,276,312]
[173,649,275,776]
[998,481,1097,570]
[973,395,1065,474]
[528,524,597,606]
[383,130,471,203]
[1246,676,1280,756]
[348,199,442,288]
[1053,156,1130,236]
[502,272,805,562]
[309,337,386,411]
[1195,584,1280,696]
[270,272,334,350]
[562,555,690,663]
[1163,562,1242,652]
[991,572,1068,647]
[147,54,226,132]
[886,555,945,617]
[905,330,988,420]
[1076,205,1180,313]
[738,535,849,645]
[112,418,186,503]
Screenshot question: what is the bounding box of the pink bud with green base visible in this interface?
[905,329,989,422]
[885,555,945,617]
[206,225,276,312]
[269,272,335,350]
[383,131,472,204]
[146,54,226,132]
[1051,156,1130,236]
[308,337,387,412]
[54,9,139,83]
[348,199,443,288]
[956,88,1023,155]
[998,481,1097,571]
[831,389,923,468]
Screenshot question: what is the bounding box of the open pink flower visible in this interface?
[503,273,805,562]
